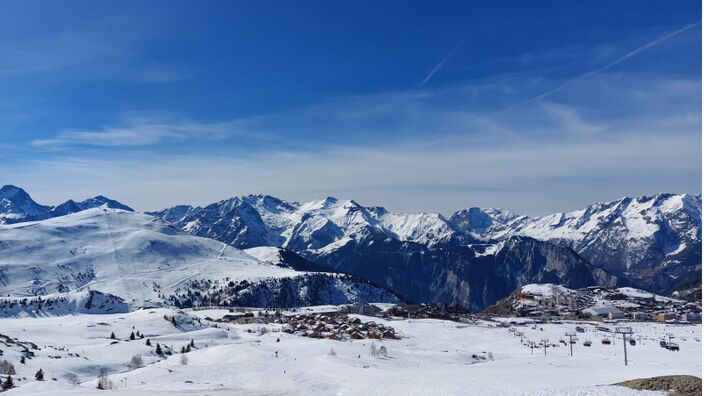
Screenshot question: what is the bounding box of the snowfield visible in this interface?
[0,208,399,309]
[0,308,699,395]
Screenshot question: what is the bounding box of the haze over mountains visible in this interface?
[0,184,700,311]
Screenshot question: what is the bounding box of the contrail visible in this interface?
[420,37,466,87]
[497,21,701,114]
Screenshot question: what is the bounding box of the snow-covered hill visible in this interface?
[0,290,129,317]
[0,208,398,309]
[485,282,697,319]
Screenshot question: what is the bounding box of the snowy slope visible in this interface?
[0,208,398,308]
[0,308,699,395]
[0,290,129,317]
[0,208,295,302]
[487,283,688,316]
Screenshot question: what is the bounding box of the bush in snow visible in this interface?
[155,343,163,355]
[0,360,16,375]
[128,354,143,370]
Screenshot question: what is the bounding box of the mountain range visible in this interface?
[0,185,700,311]
[0,184,133,224]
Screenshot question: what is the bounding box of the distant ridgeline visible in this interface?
[0,185,700,312]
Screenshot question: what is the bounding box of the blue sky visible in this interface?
[1,1,701,215]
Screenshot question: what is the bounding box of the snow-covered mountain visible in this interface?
[451,193,702,292]
[0,185,53,224]
[51,195,134,217]
[0,185,133,224]
[150,192,700,306]
[3,186,699,311]
[0,208,399,309]
[148,195,471,250]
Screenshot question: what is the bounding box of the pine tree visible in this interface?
[130,332,135,341]
[155,343,162,355]
[3,375,13,389]
[35,368,44,381]
[186,344,191,353]
[20,356,25,364]
[146,338,151,346]
[171,316,177,326]
[110,332,116,340]
[180,346,186,354]
[190,339,195,348]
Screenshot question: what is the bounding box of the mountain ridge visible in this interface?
[0,184,134,224]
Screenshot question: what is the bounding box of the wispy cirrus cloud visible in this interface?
[14,71,702,215]
[496,20,701,113]
[30,114,245,149]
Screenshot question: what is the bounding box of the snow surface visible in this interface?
[244,246,285,266]
[0,308,699,395]
[521,284,576,297]
[0,208,302,303]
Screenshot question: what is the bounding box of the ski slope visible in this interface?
[0,308,699,395]
[0,208,306,304]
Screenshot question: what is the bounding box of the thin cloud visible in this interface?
[495,21,701,114]
[419,37,466,87]
[31,115,241,149]
[13,73,701,215]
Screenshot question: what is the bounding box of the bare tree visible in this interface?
[128,354,143,370]
[97,368,113,390]
[0,360,15,375]
[378,345,388,357]
[67,373,80,387]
